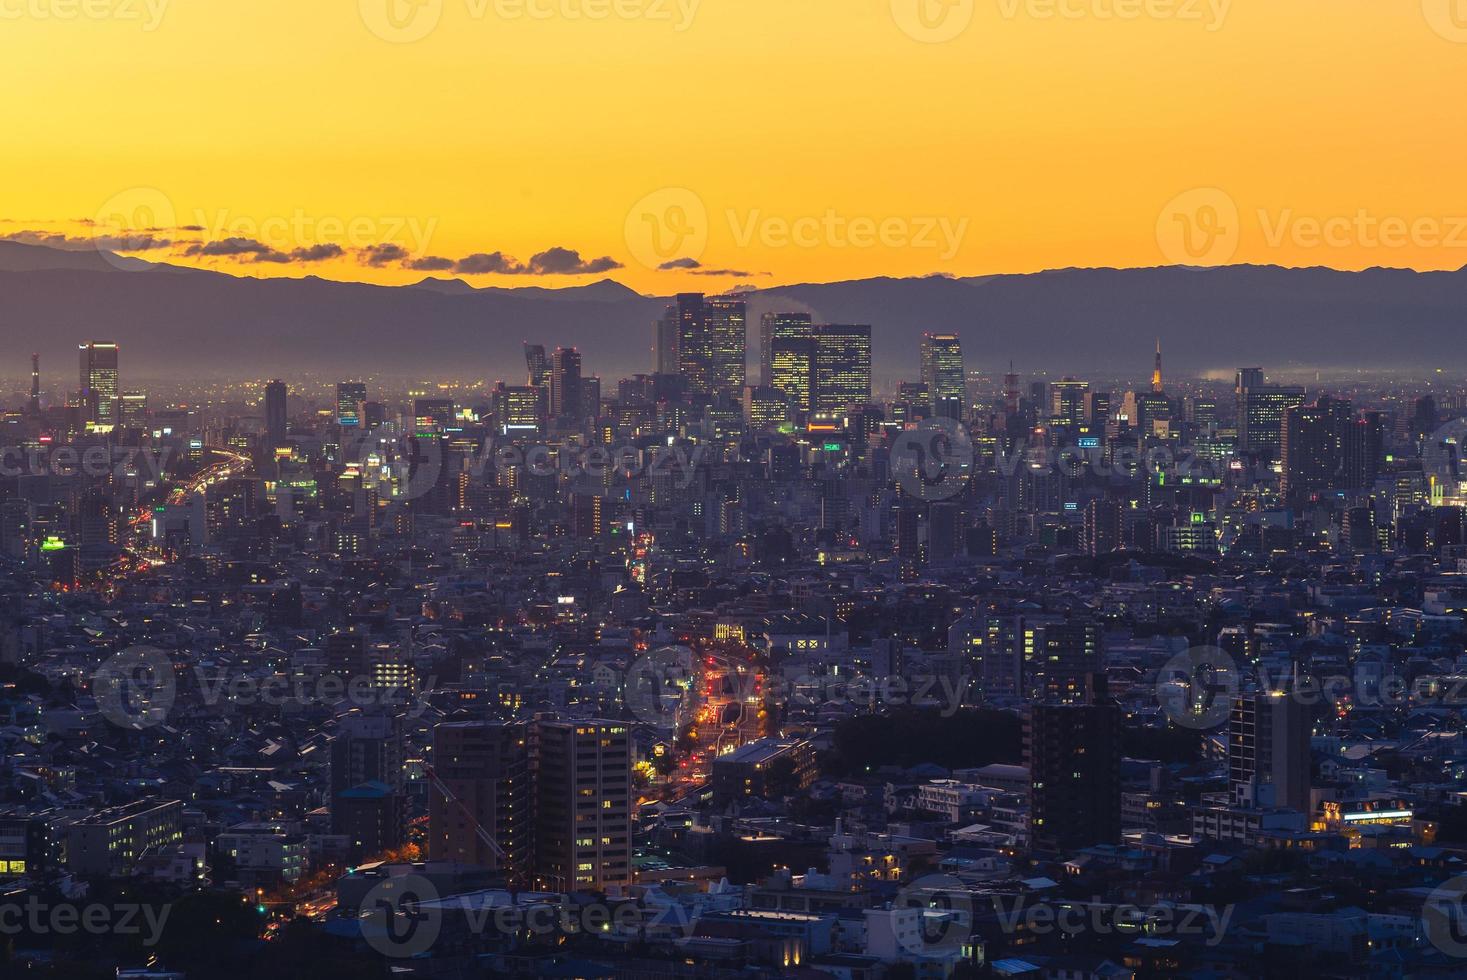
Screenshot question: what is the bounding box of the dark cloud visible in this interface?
[2,230,177,252]
[658,257,703,271]
[692,268,769,278]
[359,242,412,267]
[407,255,457,272]
[185,237,277,258]
[287,243,346,262]
[454,252,522,275]
[524,247,622,275]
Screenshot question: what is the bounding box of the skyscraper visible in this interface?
[533,718,631,892]
[1229,689,1311,812]
[1027,675,1122,855]
[264,380,288,449]
[337,381,368,428]
[1281,395,1382,501]
[79,342,119,427]
[769,337,815,415]
[655,309,680,376]
[920,332,965,421]
[524,343,549,388]
[675,293,711,396]
[705,295,748,393]
[1152,339,1165,394]
[428,721,531,881]
[550,346,583,421]
[813,324,872,415]
[29,354,40,416]
[1236,369,1304,460]
[1049,378,1090,429]
[761,312,813,388]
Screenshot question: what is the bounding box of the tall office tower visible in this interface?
[493,383,545,435]
[1236,369,1304,459]
[337,381,368,428]
[524,343,549,388]
[1085,498,1123,556]
[705,295,748,393]
[1152,339,1164,393]
[1027,675,1122,855]
[549,347,583,421]
[428,721,531,881]
[920,333,965,421]
[675,293,711,396]
[29,354,40,415]
[1280,395,1352,501]
[1229,689,1311,812]
[761,312,814,387]
[655,306,680,376]
[769,337,815,414]
[264,380,288,449]
[581,376,602,419]
[330,712,406,853]
[533,718,632,892]
[1085,391,1111,431]
[79,342,119,427]
[118,392,148,429]
[1049,378,1090,429]
[813,324,872,415]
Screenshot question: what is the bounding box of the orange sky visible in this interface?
[3,0,1465,292]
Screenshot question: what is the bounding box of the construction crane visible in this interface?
[423,763,507,863]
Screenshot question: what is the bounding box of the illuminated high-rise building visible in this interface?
[533,718,631,892]
[118,392,148,429]
[706,296,747,393]
[29,354,40,415]
[264,380,288,449]
[336,381,368,428]
[812,324,872,415]
[1152,339,1165,393]
[79,342,119,427]
[675,293,711,396]
[1049,378,1090,428]
[550,347,583,421]
[1241,385,1306,460]
[769,337,815,415]
[919,332,965,421]
[760,312,813,388]
[493,383,543,435]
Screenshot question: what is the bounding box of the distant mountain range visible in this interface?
[0,239,1460,383]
